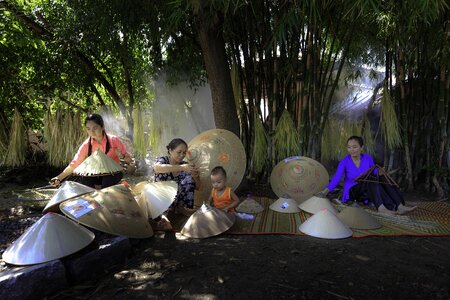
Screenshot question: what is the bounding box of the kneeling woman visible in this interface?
[319,136,416,214]
[50,113,132,189]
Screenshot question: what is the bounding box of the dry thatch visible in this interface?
[73,149,122,176]
[4,111,26,167]
[133,105,146,159]
[44,109,86,167]
[273,110,300,162]
[251,112,268,173]
[380,86,402,149]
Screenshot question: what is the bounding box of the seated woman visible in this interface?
[152,138,201,229]
[50,113,132,189]
[318,136,416,214]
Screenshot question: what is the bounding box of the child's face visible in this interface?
[211,173,226,191]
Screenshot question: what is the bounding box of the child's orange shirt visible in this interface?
[211,187,235,212]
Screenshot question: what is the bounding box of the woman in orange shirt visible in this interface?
[50,113,132,189]
[208,166,239,212]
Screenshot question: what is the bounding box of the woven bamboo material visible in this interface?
[60,184,153,238]
[186,129,246,207]
[181,203,236,238]
[270,156,329,204]
[73,149,122,176]
[2,212,95,265]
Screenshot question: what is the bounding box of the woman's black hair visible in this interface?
[211,166,227,177]
[85,113,110,156]
[85,113,105,127]
[347,136,364,147]
[166,138,187,154]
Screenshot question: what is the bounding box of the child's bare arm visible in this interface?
[224,190,240,211]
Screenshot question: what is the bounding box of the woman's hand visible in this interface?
[49,177,61,187]
[315,188,329,198]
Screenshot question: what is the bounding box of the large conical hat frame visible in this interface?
[129,181,149,196]
[270,156,329,204]
[186,129,246,207]
[355,164,399,187]
[299,208,353,239]
[236,198,264,214]
[298,196,338,215]
[73,149,122,176]
[337,207,381,229]
[43,181,96,213]
[181,203,236,238]
[135,181,178,219]
[60,184,153,238]
[269,195,301,213]
[2,212,95,265]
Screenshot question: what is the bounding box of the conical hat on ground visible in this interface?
[43,181,96,213]
[299,208,353,239]
[129,181,149,196]
[298,196,338,215]
[60,184,153,238]
[181,203,236,238]
[2,212,95,265]
[269,195,301,213]
[136,181,178,219]
[73,149,122,176]
[236,198,264,214]
[337,207,381,229]
[186,129,246,207]
[270,156,329,204]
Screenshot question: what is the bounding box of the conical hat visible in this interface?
[136,181,178,219]
[186,129,246,207]
[129,181,149,196]
[73,149,122,176]
[60,184,153,238]
[269,196,301,213]
[181,203,236,238]
[236,198,264,214]
[270,156,329,204]
[298,196,338,215]
[299,208,353,239]
[43,181,96,213]
[2,212,95,265]
[337,207,381,229]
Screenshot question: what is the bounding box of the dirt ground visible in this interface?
[1,171,450,299]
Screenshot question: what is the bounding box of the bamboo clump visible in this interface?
[362,115,375,155]
[133,105,147,160]
[380,86,402,149]
[251,112,268,173]
[273,110,300,162]
[4,111,27,167]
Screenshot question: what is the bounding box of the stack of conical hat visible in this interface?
[269,195,301,213]
[299,208,353,239]
[43,181,96,213]
[298,196,338,215]
[73,149,122,176]
[236,197,264,214]
[135,181,178,219]
[2,212,95,265]
[186,128,246,207]
[181,203,236,238]
[270,156,329,204]
[337,207,381,229]
[60,184,153,238]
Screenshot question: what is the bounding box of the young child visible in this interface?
[208,166,240,213]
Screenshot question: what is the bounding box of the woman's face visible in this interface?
[169,143,187,163]
[85,120,104,140]
[347,139,363,158]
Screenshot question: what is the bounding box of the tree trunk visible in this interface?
[193,2,240,136]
